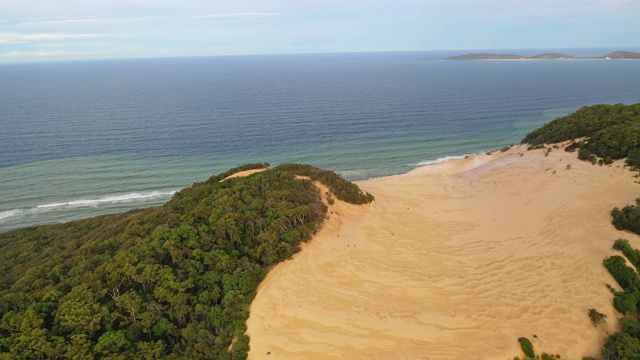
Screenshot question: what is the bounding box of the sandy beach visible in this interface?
[246,145,640,359]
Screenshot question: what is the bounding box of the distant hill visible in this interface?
[605,51,640,60]
[447,50,640,61]
[530,53,574,60]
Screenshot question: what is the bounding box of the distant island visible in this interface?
[447,50,640,60]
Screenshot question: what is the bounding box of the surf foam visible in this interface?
[36,190,177,209]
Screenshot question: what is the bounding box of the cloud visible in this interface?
[9,12,286,29]
[11,16,145,28]
[0,32,122,45]
[0,49,111,59]
[193,12,287,18]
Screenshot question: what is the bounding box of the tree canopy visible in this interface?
[0,163,372,359]
[521,103,640,166]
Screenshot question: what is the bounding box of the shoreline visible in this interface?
[246,144,640,359]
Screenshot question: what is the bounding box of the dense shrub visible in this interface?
[578,148,597,164]
[540,354,560,360]
[601,241,640,358]
[564,141,583,152]
[614,239,640,269]
[612,199,640,235]
[603,256,640,289]
[588,308,607,326]
[614,288,640,314]
[518,337,535,358]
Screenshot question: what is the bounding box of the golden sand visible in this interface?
[246,145,640,359]
[221,168,266,181]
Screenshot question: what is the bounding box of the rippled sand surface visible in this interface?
[247,145,640,359]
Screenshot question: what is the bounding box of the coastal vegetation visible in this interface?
[513,337,562,360]
[612,200,640,234]
[0,163,372,359]
[588,308,607,327]
[518,337,535,358]
[273,163,374,204]
[522,103,640,167]
[601,239,640,357]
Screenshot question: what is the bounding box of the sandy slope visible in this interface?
[246,145,640,359]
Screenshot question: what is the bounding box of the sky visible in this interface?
[1,0,639,62]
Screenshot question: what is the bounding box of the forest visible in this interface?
[0,163,373,359]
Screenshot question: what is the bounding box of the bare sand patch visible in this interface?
[247,146,640,359]
[221,168,266,181]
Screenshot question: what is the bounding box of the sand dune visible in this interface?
[246,145,640,359]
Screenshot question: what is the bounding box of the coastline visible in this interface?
[246,144,640,359]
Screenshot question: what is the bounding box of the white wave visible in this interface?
[0,209,24,221]
[36,190,178,209]
[410,155,471,167]
[337,169,366,179]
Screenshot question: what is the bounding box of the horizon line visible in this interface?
[1,46,639,65]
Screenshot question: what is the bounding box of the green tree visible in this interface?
[94,331,132,356]
[56,284,107,337]
[603,332,640,359]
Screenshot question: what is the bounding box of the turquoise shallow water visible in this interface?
[1,51,639,232]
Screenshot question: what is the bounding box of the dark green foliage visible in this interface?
[601,241,640,358]
[629,148,640,168]
[604,256,640,290]
[612,199,640,235]
[523,103,640,145]
[274,163,374,204]
[620,317,640,338]
[0,164,370,359]
[588,308,607,326]
[615,239,640,268]
[564,141,583,152]
[578,148,597,164]
[604,252,640,313]
[522,103,640,165]
[603,332,640,359]
[540,354,560,360]
[518,337,535,358]
[614,288,640,314]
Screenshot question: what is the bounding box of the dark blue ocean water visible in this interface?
[1,51,639,232]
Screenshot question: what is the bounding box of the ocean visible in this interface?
[1,50,639,232]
